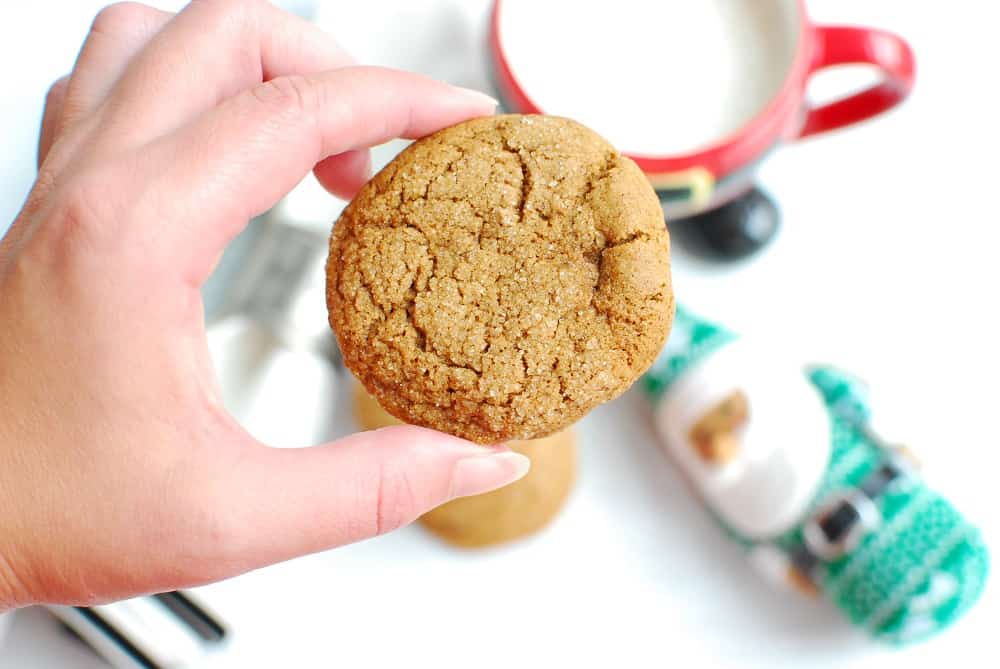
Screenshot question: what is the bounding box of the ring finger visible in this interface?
[59,3,173,135]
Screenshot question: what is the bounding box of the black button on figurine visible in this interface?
[668,187,780,260]
[860,461,905,499]
[805,491,882,560]
[818,500,862,544]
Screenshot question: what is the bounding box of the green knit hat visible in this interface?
[797,367,990,644]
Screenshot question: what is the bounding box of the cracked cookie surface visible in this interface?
[327,114,673,443]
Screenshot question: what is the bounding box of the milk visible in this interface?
[499,0,800,156]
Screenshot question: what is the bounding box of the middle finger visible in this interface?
[60,2,174,133]
[97,0,355,150]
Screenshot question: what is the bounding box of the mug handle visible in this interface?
[798,26,915,139]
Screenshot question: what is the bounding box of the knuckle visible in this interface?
[194,0,255,9]
[249,75,316,119]
[90,2,153,36]
[192,0,261,22]
[373,464,420,536]
[45,76,69,106]
[47,171,119,250]
[54,182,100,237]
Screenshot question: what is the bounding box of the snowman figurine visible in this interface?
[641,306,989,644]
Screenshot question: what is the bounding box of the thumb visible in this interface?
[214,426,529,571]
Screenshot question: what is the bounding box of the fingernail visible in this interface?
[450,451,530,499]
[451,86,499,110]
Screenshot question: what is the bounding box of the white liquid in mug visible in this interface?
[499,0,800,157]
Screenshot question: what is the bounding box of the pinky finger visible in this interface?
[37,76,69,169]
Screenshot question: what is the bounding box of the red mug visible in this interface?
[489,0,915,223]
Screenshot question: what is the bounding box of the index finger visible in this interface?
[140,67,497,284]
[97,0,356,149]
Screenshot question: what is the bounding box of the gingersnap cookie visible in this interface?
[352,382,577,548]
[328,114,673,443]
[352,379,402,431]
[420,428,577,548]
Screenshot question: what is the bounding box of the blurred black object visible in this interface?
[47,591,228,669]
[667,187,780,261]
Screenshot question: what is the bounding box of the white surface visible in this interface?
[656,338,831,539]
[1,1,999,668]
[206,314,341,448]
[499,0,800,156]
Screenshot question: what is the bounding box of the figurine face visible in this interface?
[687,389,749,464]
[655,339,831,539]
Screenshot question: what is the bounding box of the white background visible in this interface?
[1,0,998,667]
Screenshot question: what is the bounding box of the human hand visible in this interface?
[0,0,527,610]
